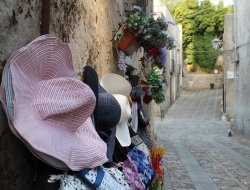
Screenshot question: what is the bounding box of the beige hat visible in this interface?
[113,94,131,147]
[100,74,132,97]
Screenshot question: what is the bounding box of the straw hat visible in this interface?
[100,74,132,97]
[113,94,132,147]
[100,74,132,147]
[83,66,121,162]
[3,36,108,171]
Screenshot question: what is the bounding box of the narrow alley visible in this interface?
[155,89,250,190]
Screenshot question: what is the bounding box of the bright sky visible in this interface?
[210,0,234,6]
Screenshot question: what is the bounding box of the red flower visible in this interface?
[148,47,159,56]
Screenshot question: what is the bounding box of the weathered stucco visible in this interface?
[223,14,234,120]
[0,0,41,81]
[49,0,126,78]
[0,1,42,189]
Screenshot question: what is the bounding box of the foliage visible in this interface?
[114,7,175,51]
[151,88,165,104]
[164,0,233,73]
[190,63,197,72]
[124,8,153,34]
[148,67,165,104]
[186,43,195,65]
[149,178,162,190]
[193,35,220,72]
[114,7,153,42]
[139,17,174,50]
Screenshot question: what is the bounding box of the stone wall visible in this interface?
[0,1,42,189]
[0,0,126,189]
[0,0,41,79]
[183,74,223,90]
[49,0,124,77]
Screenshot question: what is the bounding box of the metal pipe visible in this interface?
[41,0,51,34]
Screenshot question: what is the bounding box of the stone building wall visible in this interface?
[0,0,127,189]
[233,0,250,138]
[223,14,234,121]
[0,1,42,189]
[49,0,124,77]
[183,74,223,90]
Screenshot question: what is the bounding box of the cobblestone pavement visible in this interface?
[154,90,250,190]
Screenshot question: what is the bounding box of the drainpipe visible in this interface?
[41,0,51,34]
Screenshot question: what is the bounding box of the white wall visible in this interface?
[153,0,182,109]
[234,0,250,138]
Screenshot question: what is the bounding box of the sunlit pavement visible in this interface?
[155,89,250,190]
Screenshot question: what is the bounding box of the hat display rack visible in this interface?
[112,5,176,188]
[0,35,168,190]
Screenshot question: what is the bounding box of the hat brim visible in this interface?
[100,74,132,97]
[83,66,99,129]
[116,122,131,147]
[106,127,116,162]
[8,36,108,171]
[14,104,106,171]
[1,62,69,169]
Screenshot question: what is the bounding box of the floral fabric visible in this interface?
[103,167,130,190]
[137,143,150,158]
[137,128,154,149]
[122,158,145,190]
[48,174,91,190]
[131,134,150,158]
[77,166,127,190]
[128,147,155,187]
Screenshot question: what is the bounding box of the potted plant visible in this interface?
[113,6,153,55]
[113,6,175,56]
[147,67,165,104]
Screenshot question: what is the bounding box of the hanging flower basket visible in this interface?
[114,29,139,56]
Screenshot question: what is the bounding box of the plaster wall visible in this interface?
[223,14,234,120]
[234,0,250,138]
[153,0,182,116]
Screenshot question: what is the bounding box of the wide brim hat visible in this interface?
[5,36,108,171]
[0,61,70,170]
[83,66,121,162]
[83,65,99,129]
[113,94,131,147]
[100,74,132,97]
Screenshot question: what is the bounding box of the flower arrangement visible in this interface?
[114,6,153,42]
[148,67,165,104]
[113,6,174,52]
[150,146,166,189]
[113,6,176,104]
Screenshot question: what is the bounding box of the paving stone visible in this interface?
[155,90,250,190]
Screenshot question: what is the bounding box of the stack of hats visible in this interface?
[0,35,109,171]
[0,35,157,190]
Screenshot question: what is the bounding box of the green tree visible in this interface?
[164,0,233,72]
[193,35,220,73]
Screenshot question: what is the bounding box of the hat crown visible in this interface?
[99,92,121,129]
[100,74,132,97]
[34,77,96,131]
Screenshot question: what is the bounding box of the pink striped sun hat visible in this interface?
[7,36,108,171]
